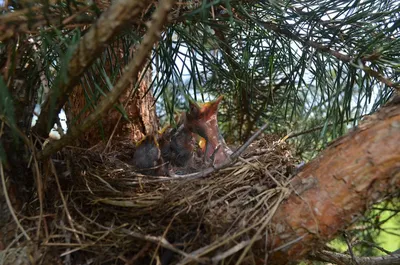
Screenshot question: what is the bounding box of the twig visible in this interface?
[50,160,82,244]
[231,123,269,160]
[30,137,44,241]
[120,228,203,263]
[352,240,394,255]
[120,242,151,265]
[36,0,176,159]
[269,234,307,253]
[211,239,253,263]
[310,250,400,265]
[344,232,359,265]
[152,215,176,265]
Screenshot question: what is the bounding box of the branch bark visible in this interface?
[36,0,176,160]
[32,0,151,138]
[311,250,400,265]
[267,98,400,264]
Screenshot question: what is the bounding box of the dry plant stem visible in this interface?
[311,250,400,265]
[177,188,289,265]
[211,239,253,262]
[33,0,151,138]
[36,0,176,160]
[268,102,400,264]
[0,163,31,241]
[353,240,394,255]
[50,160,82,245]
[235,191,287,265]
[120,228,202,263]
[343,232,358,265]
[151,215,175,265]
[30,137,44,241]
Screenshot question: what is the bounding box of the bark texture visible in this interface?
[67,59,157,146]
[33,0,151,138]
[268,99,400,264]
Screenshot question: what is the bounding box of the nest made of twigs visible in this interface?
[2,135,298,265]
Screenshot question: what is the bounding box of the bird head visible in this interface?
[185,95,224,159]
[185,95,223,139]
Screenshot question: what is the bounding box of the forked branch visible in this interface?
[36,0,176,159]
[33,0,152,138]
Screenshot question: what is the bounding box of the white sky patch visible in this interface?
[31,105,68,140]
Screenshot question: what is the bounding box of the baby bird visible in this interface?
[158,125,174,163]
[157,113,197,172]
[133,134,165,175]
[185,95,228,166]
[169,123,195,167]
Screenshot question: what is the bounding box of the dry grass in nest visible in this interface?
[1,135,299,265]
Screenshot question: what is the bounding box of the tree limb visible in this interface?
[36,0,176,159]
[32,0,152,138]
[267,98,400,264]
[310,250,400,265]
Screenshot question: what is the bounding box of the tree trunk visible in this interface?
[267,97,400,264]
[67,52,157,146]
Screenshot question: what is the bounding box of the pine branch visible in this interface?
[287,117,366,139]
[256,20,400,92]
[36,0,176,160]
[0,4,96,41]
[268,100,400,264]
[310,250,400,265]
[32,0,152,138]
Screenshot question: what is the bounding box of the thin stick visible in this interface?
[120,228,202,263]
[231,123,269,160]
[31,137,44,241]
[50,160,82,244]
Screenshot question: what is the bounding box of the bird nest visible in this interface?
[4,135,299,265]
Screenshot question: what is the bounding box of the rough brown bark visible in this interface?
[32,0,152,139]
[67,58,157,146]
[268,98,400,264]
[36,0,175,160]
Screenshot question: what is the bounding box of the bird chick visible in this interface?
[157,113,196,172]
[169,121,195,168]
[185,95,228,166]
[158,125,174,163]
[133,134,165,175]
